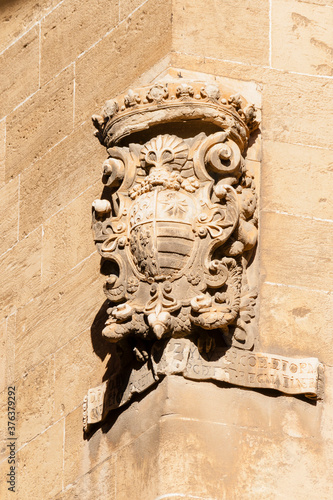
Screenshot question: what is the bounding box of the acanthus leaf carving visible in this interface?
[83,77,324,431]
[91,80,259,351]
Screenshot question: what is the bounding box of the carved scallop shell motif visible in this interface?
[140,134,189,171]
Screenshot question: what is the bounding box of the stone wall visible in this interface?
[0,0,332,498]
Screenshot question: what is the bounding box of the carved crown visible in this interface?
[92,81,259,152]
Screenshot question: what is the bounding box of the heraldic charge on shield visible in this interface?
[91,79,259,354]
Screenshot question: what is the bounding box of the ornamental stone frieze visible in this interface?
[84,76,323,431]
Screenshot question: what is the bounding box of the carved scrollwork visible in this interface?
[91,80,259,351]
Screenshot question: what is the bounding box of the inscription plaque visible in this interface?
[84,338,323,430]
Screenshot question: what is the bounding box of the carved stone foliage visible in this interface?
[92,81,259,351]
[84,79,324,430]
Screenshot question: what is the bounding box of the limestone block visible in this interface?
[15,253,104,378]
[6,65,74,181]
[261,71,333,149]
[55,455,116,500]
[260,212,333,291]
[170,53,333,149]
[0,177,19,256]
[164,376,272,431]
[0,227,42,321]
[0,454,11,500]
[268,392,322,441]
[64,405,107,487]
[54,329,108,420]
[0,314,15,395]
[64,381,169,486]
[16,356,55,445]
[232,429,332,499]
[259,282,333,365]
[41,0,119,85]
[272,0,333,76]
[0,321,5,395]
[0,390,7,465]
[300,0,333,5]
[157,416,241,498]
[17,420,63,500]
[114,423,160,500]
[19,121,105,238]
[0,119,5,187]
[3,315,15,389]
[75,0,172,125]
[170,51,274,85]
[262,140,333,220]
[0,27,39,119]
[120,0,146,21]
[320,366,333,442]
[0,0,60,52]
[42,182,101,286]
[172,0,270,65]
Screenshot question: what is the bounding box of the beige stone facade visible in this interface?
[0,1,332,499]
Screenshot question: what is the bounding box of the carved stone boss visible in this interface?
[84,81,323,430]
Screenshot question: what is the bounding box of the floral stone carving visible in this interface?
[84,80,322,430]
[92,81,259,350]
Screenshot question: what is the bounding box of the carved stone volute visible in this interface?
[84,78,323,431]
[92,80,259,350]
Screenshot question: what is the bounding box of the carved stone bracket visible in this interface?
[85,77,323,430]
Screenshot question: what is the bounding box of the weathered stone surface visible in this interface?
[0,27,39,119]
[4,315,15,388]
[16,356,55,445]
[0,177,19,256]
[232,430,332,499]
[120,0,146,20]
[19,121,105,238]
[42,182,100,286]
[0,119,5,187]
[261,71,333,149]
[54,329,107,420]
[260,212,333,291]
[17,420,63,500]
[6,65,74,181]
[75,0,172,124]
[262,140,333,220]
[0,315,15,396]
[259,282,333,365]
[0,390,8,464]
[41,0,119,84]
[65,380,169,486]
[158,416,241,497]
[86,339,321,428]
[0,321,6,395]
[0,227,42,321]
[164,375,270,430]
[172,0,270,65]
[0,0,60,52]
[320,366,333,442]
[115,423,160,500]
[56,455,116,500]
[15,253,104,378]
[271,0,333,76]
[170,52,333,149]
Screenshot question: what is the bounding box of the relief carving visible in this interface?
[92,81,258,351]
[85,78,323,430]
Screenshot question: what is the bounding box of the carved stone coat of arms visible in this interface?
[92,81,259,351]
[84,79,322,430]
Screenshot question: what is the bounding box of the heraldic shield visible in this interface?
[91,81,259,351]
